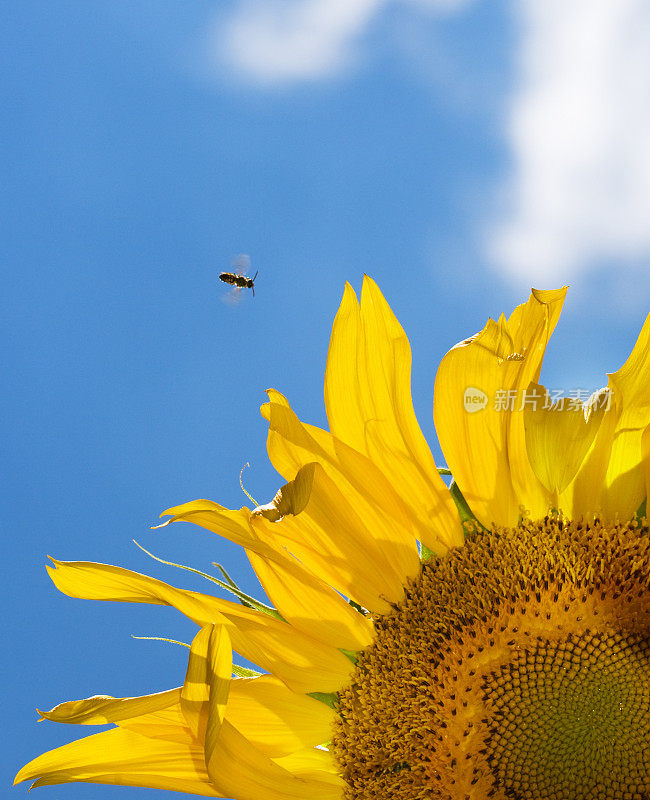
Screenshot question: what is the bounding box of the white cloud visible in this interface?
[209,0,470,85]
[489,1,650,285]
[208,0,650,293]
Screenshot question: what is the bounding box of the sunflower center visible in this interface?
[484,630,650,799]
[332,518,650,800]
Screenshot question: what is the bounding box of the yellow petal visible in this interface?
[39,688,181,725]
[161,502,263,553]
[226,674,335,758]
[566,314,650,520]
[643,424,650,506]
[246,543,374,651]
[15,726,222,796]
[524,383,606,496]
[117,704,197,745]
[255,461,402,614]
[161,499,374,651]
[203,626,234,785]
[609,312,650,423]
[600,313,650,517]
[207,720,341,800]
[252,463,403,620]
[181,625,231,751]
[273,749,345,787]
[46,557,228,617]
[47,559,354,693]
[262,391,421,593]
[324,277,462,551]
[562,401,618,519]
[181,626,212,740]
[434,288,566,527]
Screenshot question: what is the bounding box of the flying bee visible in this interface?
[219,254,257,302]
[219,271,258,292]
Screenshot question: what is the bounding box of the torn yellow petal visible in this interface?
[254,459,314,521]
[207,720,341,800]
[226,675,335,758]
[524,383,606,496]
[324,277,462,550]
[47,559,354,693]
[434,288,566,527]
[161,498,374,651]
[262,390,421,581]
[160,499,288,574]
[249,463,392,624]
[255,461,402,614]
[14,726,222,796]
[494,290,568,519]
[39,688,181,726]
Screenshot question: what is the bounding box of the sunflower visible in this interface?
[16,277,650,800]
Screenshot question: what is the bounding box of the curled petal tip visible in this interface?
[151,518,172,530]
[251,501,283,522]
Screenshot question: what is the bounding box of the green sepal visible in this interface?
[340,649,358,665]
[210,562,285,621]
[213,562,242,591]
[131,635,190,648]
[232,664,262,678]
[449,480,483,536]
[420,542,435,562]
[132,539,285,621]
[348,598,366,615]
[635,497,647,524]
[308,692,338,709]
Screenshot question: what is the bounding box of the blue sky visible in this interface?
[4,2,650,799]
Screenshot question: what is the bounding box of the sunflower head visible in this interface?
[334,516,650,799]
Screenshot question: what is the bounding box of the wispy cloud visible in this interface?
[489,1,650,285]
[209,0,470,85]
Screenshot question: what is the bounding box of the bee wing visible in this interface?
[231,254,251,276]
[221,286,243,306]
